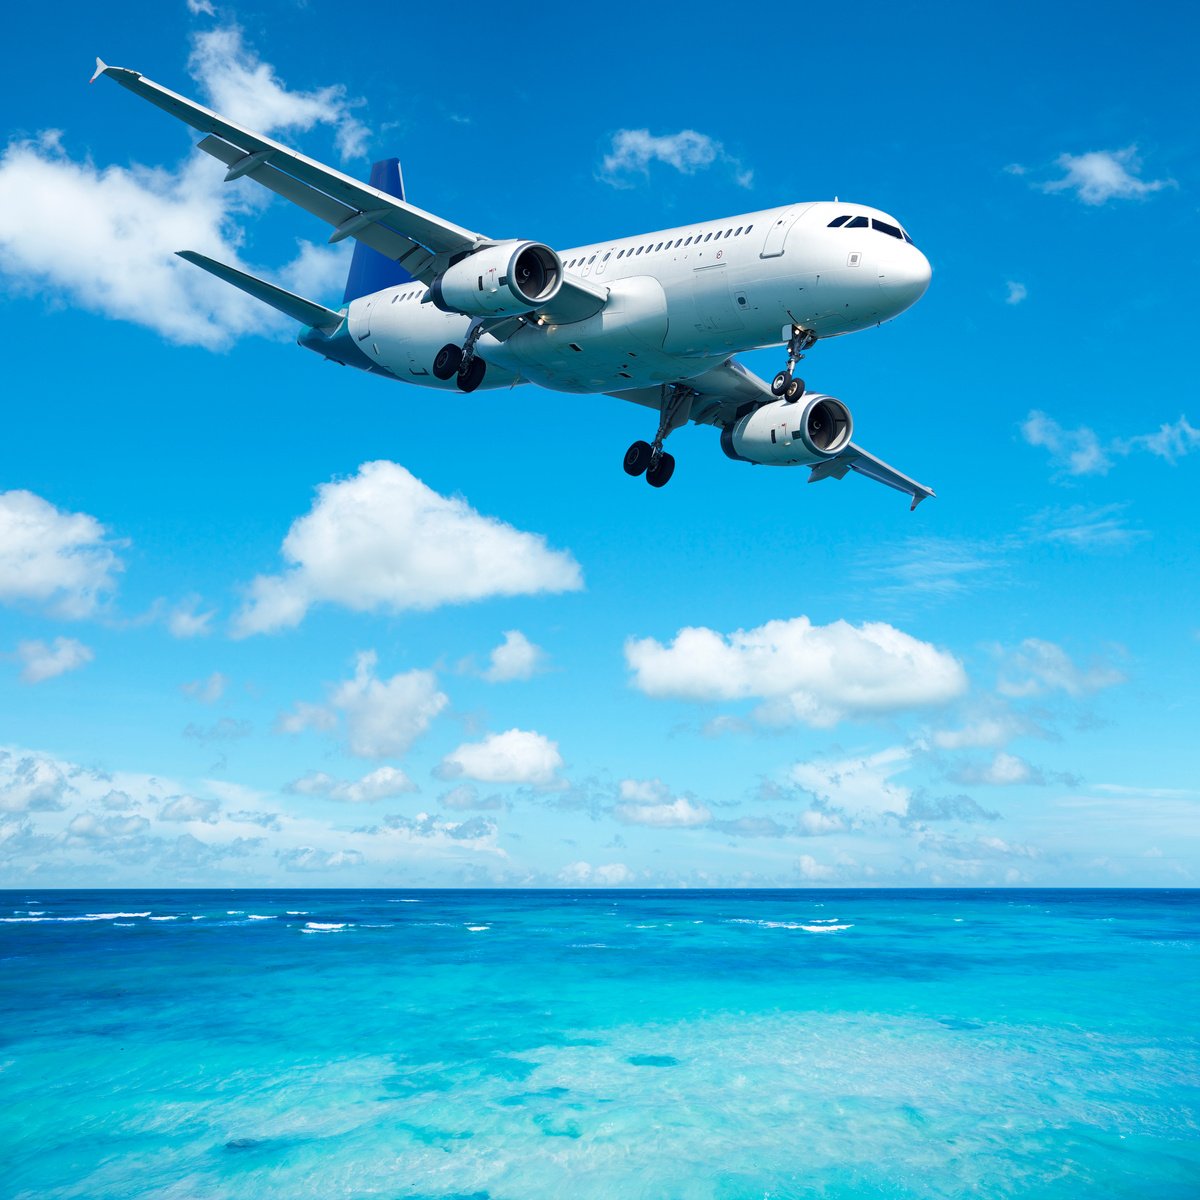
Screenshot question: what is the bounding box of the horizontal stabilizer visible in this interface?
[176,251,343,333]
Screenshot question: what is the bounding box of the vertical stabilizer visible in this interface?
[342,158,412,303]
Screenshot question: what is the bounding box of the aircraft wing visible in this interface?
[91,60,607,320]
[609,358,935,509]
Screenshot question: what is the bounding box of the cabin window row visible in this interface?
[564,225,754,269]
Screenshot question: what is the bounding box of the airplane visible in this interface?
[91,59,935,508]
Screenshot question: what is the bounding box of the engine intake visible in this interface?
[430,241,562,317]
[721,394,853,465]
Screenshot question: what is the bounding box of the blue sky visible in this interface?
[1,0,1196,886]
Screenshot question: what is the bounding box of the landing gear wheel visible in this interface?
[433,343,462,380]
[457,357,486,393]
[771,370,791,397]
[646,452,676,488]
[623,440,652,476]
[784,377,805,402]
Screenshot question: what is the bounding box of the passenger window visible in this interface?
[846,216,869,229]
[828,215,850,228]
[872,219,902,239]
[588,254,597,263]
[684,237,693,246]
[735,226,743,235]
[704,232,713,242]
[745,225,753,233]
[655,242,663,251]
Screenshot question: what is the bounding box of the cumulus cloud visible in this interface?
[558,860,634,886]
[186,0,216,14]
[1005,281,1027,305]
[16,637,93,684]
[277,846,364,872]
[906,792,999,823]
[234,462,582,636]
[0,27,362,348]
[931,715,1030,751]
[482,630,545,683]
[0,753,72,813]
[614,779,711,828]
[951,751,1038,786]
[1129,416,1200,463]
[288,765,416,803]
[158,794,220,823]
[439,785,505,812]
[600,129,752,188]
[383,811,498,845]
[0,491,122,617]
[1038,146,1174,205]
[332,651,447,759]
[167,596,216,638]
[625,616,966,727]
[998,638,1124,698]
[439,729,563,785]
[790,746,913,818]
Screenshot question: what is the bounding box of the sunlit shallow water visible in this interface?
[2,889,1197,1199]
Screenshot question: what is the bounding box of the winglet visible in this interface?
[89,57,109,84]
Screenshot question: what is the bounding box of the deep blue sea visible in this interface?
[2,890,1197,1199]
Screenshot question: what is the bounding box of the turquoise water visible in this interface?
[2,890,1197,1199]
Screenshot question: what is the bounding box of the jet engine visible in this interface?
[721,395,853,465]
[430,241,562,317]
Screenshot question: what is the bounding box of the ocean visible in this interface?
[2,889,1197,1199]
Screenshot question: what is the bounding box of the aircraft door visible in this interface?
[596,249,613,277]
[349,296,374,342]
[760,207,806,259]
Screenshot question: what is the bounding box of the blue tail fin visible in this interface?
[342,158,412,303]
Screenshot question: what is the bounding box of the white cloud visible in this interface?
[614,779,711,828]
[158,794,220,823]
[0,490,122,617]
[1021,411,1111,476]
[16,637,93,684]
[1040,146,1174,205]
[625,616,966,727]
[167,596,216,638]
[182,671,227,704]
[0,753,72,813]
[953,751,1036,786]
[931,716,1028,751]
[1129,416,1200,463]
[1029,504,1148,550]
[186,0,216,14]
[998,638,1124,698]
[276,701,339,735]
[234,462,582,636]
[0,27,366,349]
[600,129,752,188]
[1005,281,1027,305]
[439,785,505,812]
[277,846,364,872]
[790,746,913,818]
[288,765,416,803]
[482,630,545,683]
[439,729,562,785]
[558,860,634,886]
[331,651,448,759]
[188,26,369,160]
[795,854,836,881]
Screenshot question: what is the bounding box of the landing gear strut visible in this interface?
[433,321,488,392]
[770,325,817,403]
[623,383,695,489]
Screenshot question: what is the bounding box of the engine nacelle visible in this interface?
[721,394,853,466]
[430,241,562,317]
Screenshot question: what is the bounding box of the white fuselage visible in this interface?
[344,200,931,395]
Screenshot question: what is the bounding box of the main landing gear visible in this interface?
[432,322,487,392]
[770,325,818,403]
[623,383,696,489]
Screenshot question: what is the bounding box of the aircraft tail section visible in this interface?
[176,251,342,332]
[342,157,414,303]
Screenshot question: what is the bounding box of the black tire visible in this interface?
[433,343,463,380]
[771,370,790,397]
[457,357,486,393]
[646,452,675,488]
[623,440,652,476]
[784,377,805,402]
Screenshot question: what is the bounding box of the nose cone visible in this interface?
[879,245,931,314]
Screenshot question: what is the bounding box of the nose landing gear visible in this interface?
[770,325,817,403]
[623,383,694,489]
[432,321,488,392]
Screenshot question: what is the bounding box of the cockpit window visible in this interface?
[827,215,851,228]
[846,215,869,229]
[902,230,915,245]
[872,219,902,239]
